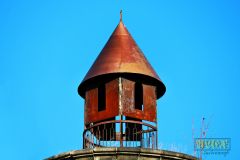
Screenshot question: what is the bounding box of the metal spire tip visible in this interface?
[120,10,122,22]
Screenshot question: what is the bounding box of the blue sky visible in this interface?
[0,0,239,159]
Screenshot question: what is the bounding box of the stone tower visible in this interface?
[46,12,198,160]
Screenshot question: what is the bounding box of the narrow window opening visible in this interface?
[98,84,106,111]
[135,82,143,110]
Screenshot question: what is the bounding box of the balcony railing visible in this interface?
[83,120,157,149]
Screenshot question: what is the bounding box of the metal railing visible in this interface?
[83,120,157,149]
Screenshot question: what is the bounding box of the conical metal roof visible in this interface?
[78,18,165,99]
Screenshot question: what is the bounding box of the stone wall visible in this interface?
[46,147,198,160]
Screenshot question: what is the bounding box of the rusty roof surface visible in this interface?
[78,19,165,98]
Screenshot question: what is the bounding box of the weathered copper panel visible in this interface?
[85,88,98,124]
[121,78,144,120]
[121,78,156,122]
[85,79,119,124]
[105,79,119,117]
[143,84,157,122]
[121,78,135,115]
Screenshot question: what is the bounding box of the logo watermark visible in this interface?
[194,138,231,155]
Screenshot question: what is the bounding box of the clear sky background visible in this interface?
[0,0,239,160]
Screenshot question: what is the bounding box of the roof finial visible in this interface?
[120,10,122,22]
